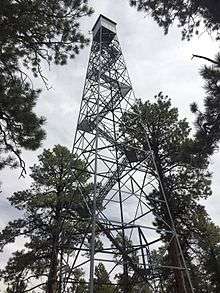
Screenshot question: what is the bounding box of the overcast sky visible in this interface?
[1,0,220,267]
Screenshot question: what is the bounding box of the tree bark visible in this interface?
[168,240,187,293]
[47,193,62,293]
[47,235,59,293]
[153,149,187,293]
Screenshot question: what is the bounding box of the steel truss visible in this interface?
[65,17,194,293]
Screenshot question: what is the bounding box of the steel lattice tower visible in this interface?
[70,15,194,293]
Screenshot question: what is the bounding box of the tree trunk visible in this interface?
[47,237,59,293]
[47,196,62,293]
[153,149,187,293]
[168,240,187,293]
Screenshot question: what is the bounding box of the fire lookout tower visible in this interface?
[70,15,194,293]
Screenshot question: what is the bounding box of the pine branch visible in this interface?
[0,124,26,177]
[23,282,46,292]
[192,54,220,66]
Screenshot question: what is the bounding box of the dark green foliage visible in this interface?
[0,0,93,173]
[112,233,139,270]
[121,94,212,291]
[189,205,220,292]
[0,77,45,175]
[151,204,220,292]
[112,233,152,293]
[0,145,91,291]
[6,276,27,293]
[67,268,88,293]
[191,54,220,155]
[94,263,115,293]
[129,0,220,153]
[129,0,220,40]
[0,0,93,68]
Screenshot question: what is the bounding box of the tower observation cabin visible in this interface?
[92,14,117,43]
[72,14,194,293]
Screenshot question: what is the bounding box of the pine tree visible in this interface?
[0,0,93,173]
[191,53,220,155]
[189,205,220,292]
[129,0,220,40]
[128,1,220,154]
[67,268,88,293]
[0,145,91,292]
[0,75,46,175]
[151,204,220,292]
[94,263,115,293]
[112,233,152,293]
[121,93,212,292]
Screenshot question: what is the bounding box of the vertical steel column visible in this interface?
[71,15,194,293]
[89,26,103,293]
[132,100,194,293]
